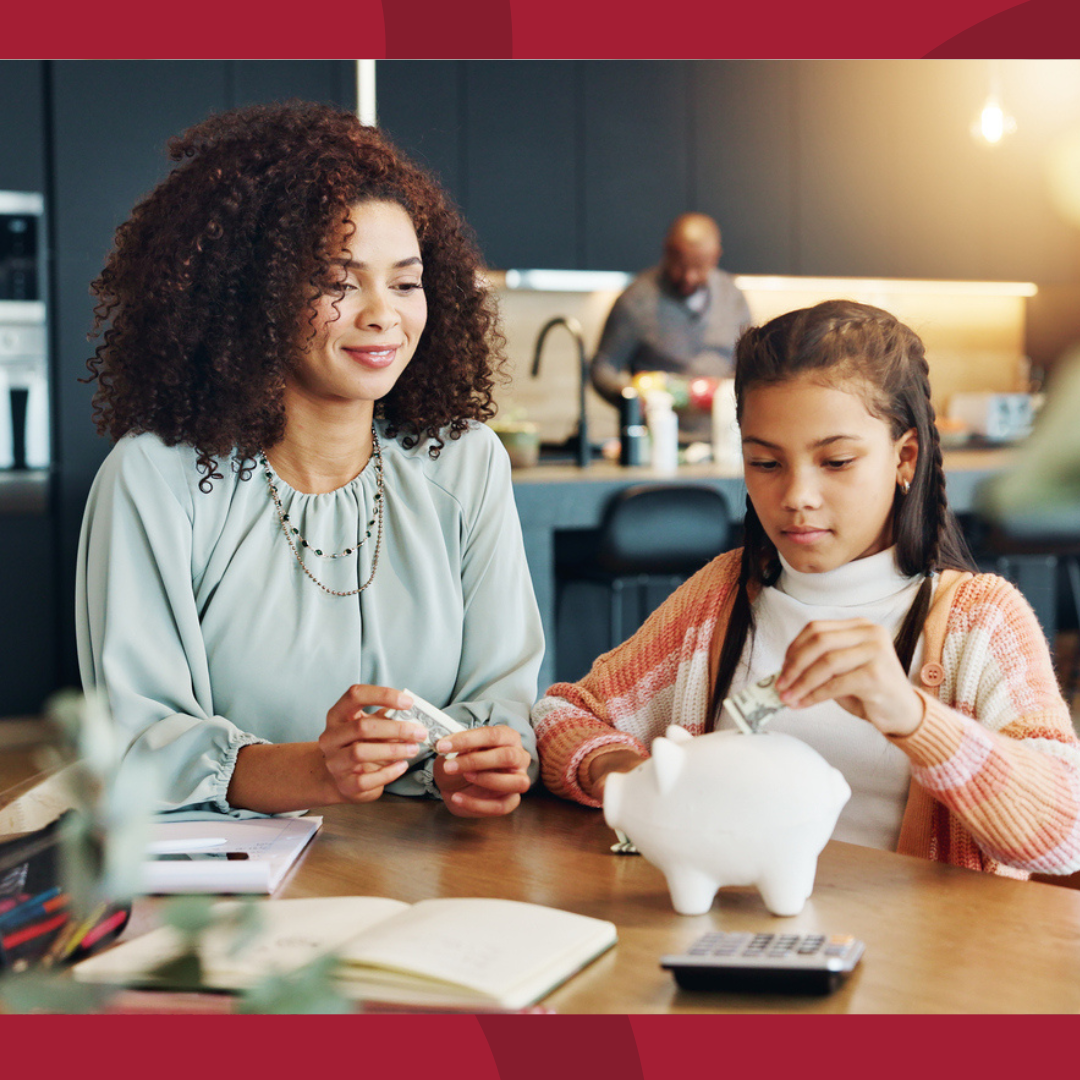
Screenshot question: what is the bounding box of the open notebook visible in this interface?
[72,896,617,1011]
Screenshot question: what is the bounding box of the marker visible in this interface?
[74,907,130,952]
[0,887,64,931]
[2,910,70,951]
[147,837,228,855]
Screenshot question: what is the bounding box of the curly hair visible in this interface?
[86,101,505,487]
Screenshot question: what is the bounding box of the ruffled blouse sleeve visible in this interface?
[76,437,270,817]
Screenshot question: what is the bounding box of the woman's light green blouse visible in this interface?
[76,421,544,816]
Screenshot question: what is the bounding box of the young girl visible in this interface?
[534,300,1080,878]
[77,103,542,819]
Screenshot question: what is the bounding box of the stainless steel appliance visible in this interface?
[0,191,49,470]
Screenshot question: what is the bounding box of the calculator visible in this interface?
[661,930,865,995]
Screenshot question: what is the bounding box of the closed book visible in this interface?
[144,816,321,895]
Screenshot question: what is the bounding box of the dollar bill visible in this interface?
[723,673,785,735]
[388,689,467,752]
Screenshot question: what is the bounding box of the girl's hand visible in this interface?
[775,618,923,737]
[432,725,533,817]
[585,749,648,803]
[318,685,429,804]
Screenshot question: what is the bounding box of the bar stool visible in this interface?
[578,483,733,650]
[963,510,1080,698]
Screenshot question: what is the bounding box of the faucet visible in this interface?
[531,315,591,469]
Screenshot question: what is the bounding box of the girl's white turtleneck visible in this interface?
[724,546,932,852]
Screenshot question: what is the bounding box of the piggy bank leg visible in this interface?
[664,867,720,916]
[756,858,818,918]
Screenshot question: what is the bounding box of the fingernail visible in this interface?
[435,739,452,754]
[393,760,409,773]
[451,792,465,804]
[410,725,428,741]
[443,759,458,774]
[404,744,418,756]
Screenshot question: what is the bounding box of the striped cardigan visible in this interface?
[533,548,1080,877]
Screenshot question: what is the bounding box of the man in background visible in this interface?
[590,212,750,441]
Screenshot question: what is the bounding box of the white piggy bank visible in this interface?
[603,726,851,917]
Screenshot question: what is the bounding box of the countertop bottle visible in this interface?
[711,378,740,469]
[646,390,679,474]
[619,387,648,466]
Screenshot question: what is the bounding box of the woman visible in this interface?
[78,102,542,818]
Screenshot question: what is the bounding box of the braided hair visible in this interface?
[708,300,978,730]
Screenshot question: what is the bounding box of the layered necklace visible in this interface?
[260,425,385,597]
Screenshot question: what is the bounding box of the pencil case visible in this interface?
[0,811,131,972]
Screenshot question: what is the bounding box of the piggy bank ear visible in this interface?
[664,725,693,745]
[650,736,684,797]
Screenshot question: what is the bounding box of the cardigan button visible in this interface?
[919,662,945,687]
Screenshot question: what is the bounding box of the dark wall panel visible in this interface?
[0,61,46,193]
[464,61,578,269]
[693,60,797,276]
[793,60,908,278]
[581,61,691,271]
[377,61,464,203]
[232,60,356,110]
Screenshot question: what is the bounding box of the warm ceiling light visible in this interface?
[974,97,1016,145]
[972,63,1016,147]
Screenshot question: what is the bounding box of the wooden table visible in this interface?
[264,788,1079,1015]
[7,720,1078,1015]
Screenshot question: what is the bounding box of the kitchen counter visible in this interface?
[0,469,49,514]
[513,447,1014,689]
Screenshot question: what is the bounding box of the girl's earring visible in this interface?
[901,479,911,495]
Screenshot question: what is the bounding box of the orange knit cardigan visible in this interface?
[533,549,1080,877]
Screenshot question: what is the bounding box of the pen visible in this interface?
[46,900,107,966]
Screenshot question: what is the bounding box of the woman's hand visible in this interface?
[432,725,533,817]
[318,685,429,805]
[775,618,924,737]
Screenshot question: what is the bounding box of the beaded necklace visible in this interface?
[260,426,384,597]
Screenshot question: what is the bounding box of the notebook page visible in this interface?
[338,897,616,1003]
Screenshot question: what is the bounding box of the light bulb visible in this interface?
[972,96,1016,146]
[981,100,1006,143]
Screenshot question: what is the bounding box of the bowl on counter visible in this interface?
[489,421,541,469]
